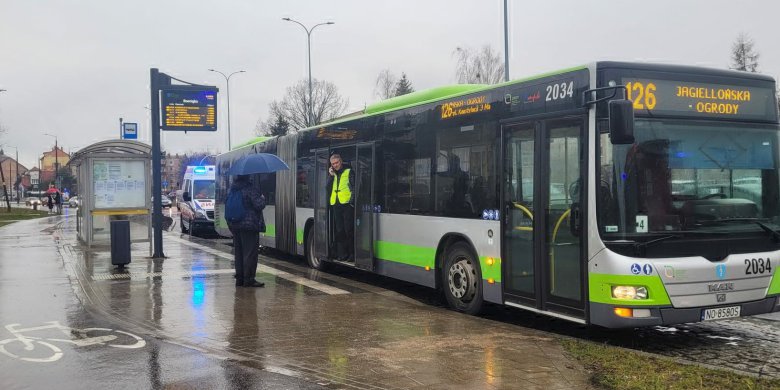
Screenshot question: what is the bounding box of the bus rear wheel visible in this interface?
[442,242,483,315]
[305,228,327,270]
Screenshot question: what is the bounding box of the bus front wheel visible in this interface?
[442,242,483,315]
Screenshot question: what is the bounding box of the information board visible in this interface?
[161,87,218,131]
[622,78,777,121]
[93,160,147,209]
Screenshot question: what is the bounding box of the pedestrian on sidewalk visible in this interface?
[225,174,266,288]
[46,194,54,215]
[54,191,62,214]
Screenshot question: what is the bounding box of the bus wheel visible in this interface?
[305,229,327,270]
[442,242,483,314]
[180,216,188,233]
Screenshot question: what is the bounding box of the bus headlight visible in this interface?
[611,286,648,300]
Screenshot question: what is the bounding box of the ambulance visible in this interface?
[178,165,216,236]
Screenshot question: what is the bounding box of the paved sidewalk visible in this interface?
[1,215,593,389]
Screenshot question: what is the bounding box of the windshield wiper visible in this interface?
[755,221,780,243]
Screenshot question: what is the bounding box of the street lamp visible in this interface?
[282,17,335,127]
[503,0,510,82]
[4,146,20,204]
[207,69,245,151]
[197,154,216,166]
[43,133,58,190]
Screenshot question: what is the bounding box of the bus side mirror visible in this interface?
[183,192,191,202]
[609,99,635,144]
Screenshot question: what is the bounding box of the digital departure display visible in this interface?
[440,95,492,119]
[161,88,218,131]
[623,78,777,121]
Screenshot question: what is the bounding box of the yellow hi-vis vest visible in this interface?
[330,168,352,205]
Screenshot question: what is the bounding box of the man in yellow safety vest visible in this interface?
[327,153,355,261]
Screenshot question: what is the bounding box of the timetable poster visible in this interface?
[93,160,147,209]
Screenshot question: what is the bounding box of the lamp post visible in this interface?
[43,133,58,190]
[282,17,335,127]
[207,69,245,151]
[5,146,20,204]
[197,154,215,166]
[503,0,510,82]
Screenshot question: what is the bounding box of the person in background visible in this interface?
[46,194,54,215]
[53,191,62,214]
[226,175,266,288]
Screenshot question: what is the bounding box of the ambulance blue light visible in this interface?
[193,166,207,175]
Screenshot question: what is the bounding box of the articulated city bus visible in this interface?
[216,62,780,327]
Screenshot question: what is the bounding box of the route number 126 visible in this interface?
[625,81,657,110]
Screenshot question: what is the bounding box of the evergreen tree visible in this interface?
[730,33,759,72]
[395,73,414,96]
[267,112,290,136]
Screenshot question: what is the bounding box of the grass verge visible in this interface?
[562,339,780,390]
[0,208,50,227]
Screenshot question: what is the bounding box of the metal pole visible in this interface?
[54,137,58,190]
[15,148,19,204]
[307,31,313,126]
[150,68,165,258]
[503,0,510,82]
[225,77,231,150]
[119,117,123,139]
[208,69,245,151]
[283,18,334,127]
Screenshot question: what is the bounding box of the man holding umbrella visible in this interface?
[224,153,289,288]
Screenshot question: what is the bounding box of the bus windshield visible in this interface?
[192,180,215,200]
[598,119,780,240]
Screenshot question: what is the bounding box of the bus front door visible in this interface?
[502,117,586,320]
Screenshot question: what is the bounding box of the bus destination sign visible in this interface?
[623,78,777,121]
[161,87,218,131]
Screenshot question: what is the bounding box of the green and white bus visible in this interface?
[216,62,780,327]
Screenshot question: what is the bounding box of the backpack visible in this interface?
[224,188,246,223]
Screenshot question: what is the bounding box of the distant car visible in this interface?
[68,196,80,208]
[152,196,172,208]
[25,197,41,206]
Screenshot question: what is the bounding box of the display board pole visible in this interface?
[150,68,167,258]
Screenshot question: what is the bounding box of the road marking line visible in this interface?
[166,234,350,295]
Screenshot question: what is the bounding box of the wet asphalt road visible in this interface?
[0,214,321,390]
[1,212,593,390]
[3,207,780,389]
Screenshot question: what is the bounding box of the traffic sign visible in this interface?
[122,123,138,139]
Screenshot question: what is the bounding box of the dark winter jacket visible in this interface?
[226,179,266,232]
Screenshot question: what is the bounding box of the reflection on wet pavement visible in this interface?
[2,216,592,389]
[0,216,323,389]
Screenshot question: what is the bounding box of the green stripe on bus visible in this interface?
[296,229,304,245]
[589,273,671,306]
[769,271,780,295]
[375,241,435,268]
[263,224,276,238]
[479,256,501,282]
[374,240,501,282]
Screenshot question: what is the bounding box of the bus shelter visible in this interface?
[69,140,152,252]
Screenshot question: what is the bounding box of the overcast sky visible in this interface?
[1,0,778,169]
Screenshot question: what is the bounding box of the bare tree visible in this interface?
[374,69,398,100]
[730,33,760,72]
[453,45,505,84]
[265,79,348,130]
